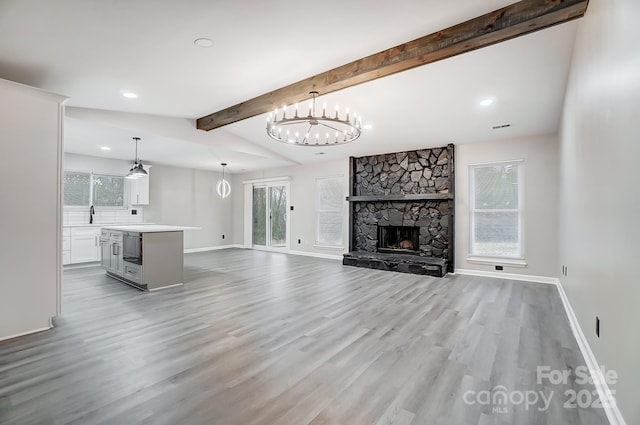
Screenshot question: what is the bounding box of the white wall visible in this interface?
[64,152,131,175]
[559,0,640,422]
[232,159,349,257]
[144,164,234,251]
[455,134,559,278]
[0,79,66,340]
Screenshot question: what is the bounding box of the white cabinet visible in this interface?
[69,227,100,263]
[129,167,150,205]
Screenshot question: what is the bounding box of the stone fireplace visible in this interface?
[377,225,419,253]
[343,145,455,277]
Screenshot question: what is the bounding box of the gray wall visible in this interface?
[559,0,640,422]
[145,164,234,250]
[232,159,349,257]
[232,139,559,279]
[455,134,559,278]
[0,79,65,340]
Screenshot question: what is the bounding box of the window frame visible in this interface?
[468,159,525,261]
[63,170,128,210]
[315,175,345,249]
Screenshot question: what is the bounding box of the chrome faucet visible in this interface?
[89,205,95,224]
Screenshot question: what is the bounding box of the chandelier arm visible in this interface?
[301,124,313,144]
[274,121,305,127]
[317,122,354,134]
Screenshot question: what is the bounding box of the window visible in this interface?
[63,171,126,208]
[93,175,125,207]
[316,176,344,247]
[64,172,91,206]
[470,161,523,258]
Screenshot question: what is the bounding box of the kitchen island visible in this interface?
[100,225,198,291]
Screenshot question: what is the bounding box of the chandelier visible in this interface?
[266,91,362,146]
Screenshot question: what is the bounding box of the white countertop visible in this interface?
[100,225,200,233]
[63,223,155,228]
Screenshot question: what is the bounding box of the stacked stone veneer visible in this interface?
[355,149,450,195]
[352,147,452,261]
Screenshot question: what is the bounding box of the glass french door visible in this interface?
[252,183,288,249]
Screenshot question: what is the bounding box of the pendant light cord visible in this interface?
[133,137,140,162]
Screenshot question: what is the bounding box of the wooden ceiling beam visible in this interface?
[197,0,588,131]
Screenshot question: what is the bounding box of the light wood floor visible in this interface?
[0,249,609,425]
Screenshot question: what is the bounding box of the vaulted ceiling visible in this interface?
[0,0,579,173]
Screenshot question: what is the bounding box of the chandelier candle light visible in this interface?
[216,163,231,198]
[266,91,362,146]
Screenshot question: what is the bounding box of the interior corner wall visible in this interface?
[455,134,559,278]
[0,79,65,340]
[143,164,234,250]
[231,159,349,257]
[559,0,640,422]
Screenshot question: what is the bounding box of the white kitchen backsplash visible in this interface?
[63,207,145,226]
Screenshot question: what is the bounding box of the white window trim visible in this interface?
[315,175,344,248]
[469,159,525,261]
[242,176,290,185]
[466,256,528,267]
[313,244,345,251]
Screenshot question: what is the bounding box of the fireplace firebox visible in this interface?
[377,225,420,254]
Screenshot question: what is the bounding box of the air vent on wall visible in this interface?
[492,124,511,130]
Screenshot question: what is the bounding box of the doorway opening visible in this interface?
[251,182,289,250]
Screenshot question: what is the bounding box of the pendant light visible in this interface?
[216,163,231,198]
[126,137,147,179]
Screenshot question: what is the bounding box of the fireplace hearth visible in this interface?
[377,225,419,254]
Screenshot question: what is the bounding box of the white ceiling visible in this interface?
[0,0,578,173]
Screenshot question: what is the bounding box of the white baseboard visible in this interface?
[184,244,243,253]
[454,268,557,284]
[0,326,52,342]
[63,261,100,269]
[288,250,343,261]
[555,280,627,425]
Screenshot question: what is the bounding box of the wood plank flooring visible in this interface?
[0,249,609,425]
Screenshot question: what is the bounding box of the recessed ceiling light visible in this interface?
[480,98,494,107]
[194,38,214,48]
[100,146,111,151]
[122,92,137,99]
[363,124,373,130]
